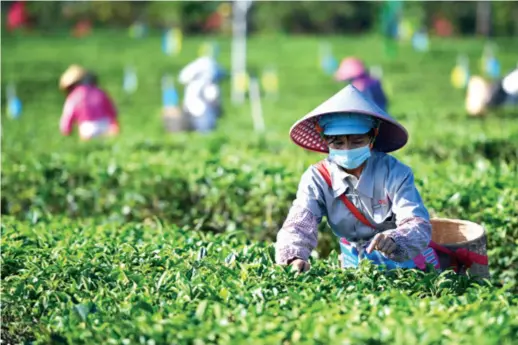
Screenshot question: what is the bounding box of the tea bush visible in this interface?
[2,218,518,344]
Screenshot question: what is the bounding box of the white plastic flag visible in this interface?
[248,77,265,132]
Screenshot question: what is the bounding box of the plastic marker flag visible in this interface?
[485,56,500,79]
[233,71,250,95]
[248,78,265,132]
[6,83,22,119]
[129,21,146,39]
[123,66,138,94]
[162,28,182,56]
[451,55,470,89]
[319,43,338,75]
[161,75,185,133]
[198,41,220,59]
[480,43,500,79]
[162,75,179,107]
[172,28,183,55]
[260,66,279,100]
[412,29,429,52]
[398,19,414,42]
[162,30,171,55]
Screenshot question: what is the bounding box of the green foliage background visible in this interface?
[1,29,518,344]
[3,1,518,35]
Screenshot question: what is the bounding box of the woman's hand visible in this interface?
[289,258,311,273]
[366,233,397,256]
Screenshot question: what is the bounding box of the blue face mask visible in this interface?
[329,145,371,170]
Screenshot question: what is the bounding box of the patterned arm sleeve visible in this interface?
[384,166,431,262]
[275,205,320,264]
[275,167,326,265]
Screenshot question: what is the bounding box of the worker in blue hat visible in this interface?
[276,84,440,273]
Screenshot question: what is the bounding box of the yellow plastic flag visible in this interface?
[451,65,469,89]
[198,42,209,57]
[233,72,250,93]
[261,69,278,94]
[172,28,183,55]
[398,20,414,42]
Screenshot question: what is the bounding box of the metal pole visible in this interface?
[231,0,252,105]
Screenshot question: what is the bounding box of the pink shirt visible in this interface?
[60,85,118,136]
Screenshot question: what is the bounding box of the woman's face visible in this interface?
[324,133,371,150]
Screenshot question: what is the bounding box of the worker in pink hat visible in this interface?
[59,65,119,141]
[276,84,440,273]
[335,57,388,112]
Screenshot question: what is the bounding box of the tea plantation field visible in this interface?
[2,31,518,344]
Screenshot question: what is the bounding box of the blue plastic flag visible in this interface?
[486,57,501,79]
[162,30,171,55]
[412,30,429,52]
[318,43,338,75]
[162,76,179,107]
[8,97,22,119]
[123,67,138,94]
[6,84,22,119]
[323,55,338,75]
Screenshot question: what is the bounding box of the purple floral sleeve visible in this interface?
[275,205,319,265]
[384,217,432,262]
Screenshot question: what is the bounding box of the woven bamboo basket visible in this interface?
[430,218,490,279]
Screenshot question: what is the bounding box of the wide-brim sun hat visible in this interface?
[289,84,408,153]
[334,57,367,82]
[59,64,87,91]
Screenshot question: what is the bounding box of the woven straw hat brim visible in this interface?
[59,65,87,90]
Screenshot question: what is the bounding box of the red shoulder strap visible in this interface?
[314,160,374,228]
[314,160,488,271]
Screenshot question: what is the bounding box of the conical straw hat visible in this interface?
[289,84,408,153]
[59,64,87,91]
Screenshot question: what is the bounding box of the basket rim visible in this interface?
[430,217,486,246]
